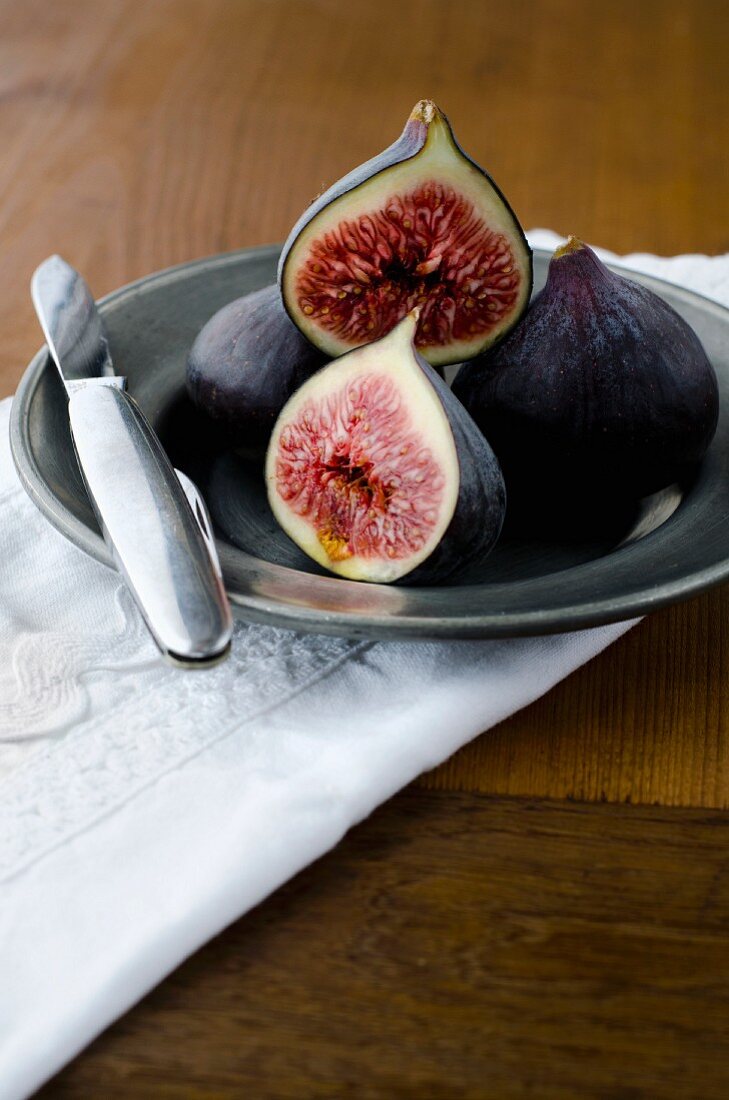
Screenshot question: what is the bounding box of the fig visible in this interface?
[187,284,327,455]
[452,237,720,500]
[278,99,532,368]
[265,311,506,584]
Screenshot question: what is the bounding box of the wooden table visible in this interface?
[2,0,728,1095]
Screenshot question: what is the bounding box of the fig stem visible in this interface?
[554,235,586,260]
[410,99,437,125]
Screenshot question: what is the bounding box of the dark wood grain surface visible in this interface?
[37,794,729,1099]
[1,0,727,1095]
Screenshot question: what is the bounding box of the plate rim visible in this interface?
[10,245,729,640]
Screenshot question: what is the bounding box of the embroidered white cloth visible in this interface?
[1,231,727,1098]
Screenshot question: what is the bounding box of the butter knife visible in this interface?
[31,255,233,667]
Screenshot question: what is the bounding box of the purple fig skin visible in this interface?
[187,284,327,457]
[277,99,532,365]
[451,240,720,500]
[405,353,506,585]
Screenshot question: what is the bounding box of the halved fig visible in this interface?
[278,100,532,367]
[265,311,506,584]
[187,284,327,456]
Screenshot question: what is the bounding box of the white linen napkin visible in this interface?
[1,231,727,1099]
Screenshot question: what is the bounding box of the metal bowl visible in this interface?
[10,246,729,639]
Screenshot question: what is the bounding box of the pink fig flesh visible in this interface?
[273,369,447,566]
[279,100,532,367]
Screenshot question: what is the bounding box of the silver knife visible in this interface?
[31,255,233,667]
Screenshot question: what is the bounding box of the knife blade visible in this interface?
[31,255,233,667]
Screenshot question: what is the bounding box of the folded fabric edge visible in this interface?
[1,615,638,1099]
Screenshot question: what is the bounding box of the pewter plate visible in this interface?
[10,247,729,639]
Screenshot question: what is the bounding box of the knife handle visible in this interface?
[68,383,232,666]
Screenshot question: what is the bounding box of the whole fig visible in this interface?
[452,237,719,500]
[266,311,506,584]
[187,284,327,456]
